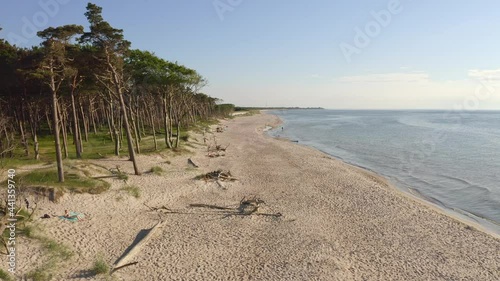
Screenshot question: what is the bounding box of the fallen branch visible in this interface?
[196,170,237,182]
[111,261,139,274]
[143,203,171,212]
[215,180,225,189]
[113,221,165,271]
[187,158,199,168]
[189,203,233,210]
[145,196,281,219]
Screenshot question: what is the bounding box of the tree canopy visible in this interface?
[0,2,232,178]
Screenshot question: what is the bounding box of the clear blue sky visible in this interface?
[2,0,500,109]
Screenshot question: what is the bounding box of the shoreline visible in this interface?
[5,112,500,280]
[264,111,500,240]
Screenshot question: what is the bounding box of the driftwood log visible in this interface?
[187,158,199,168]
[113,221,165,273]
[197,170,237,182]
[144,197,281,219]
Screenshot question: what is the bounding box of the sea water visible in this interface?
[269,109,500,234]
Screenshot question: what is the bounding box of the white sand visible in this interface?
[4,112,500,280]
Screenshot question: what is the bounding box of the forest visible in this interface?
[0,3,235,181]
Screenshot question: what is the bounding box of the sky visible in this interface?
[1,0,500,109]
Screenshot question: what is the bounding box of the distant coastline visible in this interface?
[235,106,324,111]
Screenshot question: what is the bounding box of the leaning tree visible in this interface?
[80,3,141,175]
[36,24,84,182]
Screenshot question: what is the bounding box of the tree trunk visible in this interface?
[79,98,89,142]
[169,95,174,143]
[89,97,97,134]
[149,109,157,151]
[118,92,140,175]
[128,95,141,154]
[33,132,40,160]
[16,111,29,156]
[46,110,53,134]
[109,100,119,156]
[70,89,82,158]
[58,103,69,159]
[175,121,181,148]
[162,94,172,148]
[51,81,64,182]
[27,104,40,160]
[119,113,124,150]
[108,66,140,174]
[105,47,140,175]
[106,105,114,142]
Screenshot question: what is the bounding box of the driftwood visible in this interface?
[187,158,199,168]
[143,203,171,212]
[111,262,139,274]
[216,143,230,152]
[196,170,237,183]
[113,221,165,272]
[206,135,230,157]
[238,196,265,215]
[147,196,282,218]
[215,180,225,189]
[188,203,233,210]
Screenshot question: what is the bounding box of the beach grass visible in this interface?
[0,269,13,281]
[14,168,110,195]
[24,225,73,281]
[25,269,52,281]
[122,185,140,198]
[0,129,171,168]
[149,166,164,175]
[92,256,110,275]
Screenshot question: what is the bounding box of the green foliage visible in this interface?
[1,130,171,168]
[19,225,36,238]
[43,239,73,260]
[92,256,110,275]
[24,230,73,281]
[15,168,110,194]
[180,133,189,142]
[0,2,223,173]
[121,185,140,198]
[0,269,13,281]
[116,171,129,181]
[150,166,164,175]
[26,269,52,281]
[215,104,235,117]
[1,206,33,240]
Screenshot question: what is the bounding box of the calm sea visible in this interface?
[269,109,500,234]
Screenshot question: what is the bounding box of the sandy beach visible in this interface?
[5,112,500,280]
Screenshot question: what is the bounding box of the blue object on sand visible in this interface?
[58,211,85,222]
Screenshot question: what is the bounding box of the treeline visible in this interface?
[0,3,233,181]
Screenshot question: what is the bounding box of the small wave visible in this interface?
[440,174,474,187]
[451,207,500,227]
[406,174,438,189]
[407,188,447,208]
[458,184,492,195]
[435,175,492,194]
